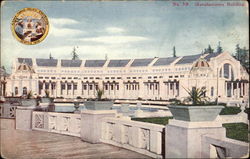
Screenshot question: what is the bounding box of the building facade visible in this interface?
[5,52,249,103]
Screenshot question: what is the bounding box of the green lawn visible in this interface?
[132,117,173,125]
[219,106,242,115]
[132,117,249,142]
[222,123,249,142]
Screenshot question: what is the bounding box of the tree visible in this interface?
[49,53,53,59]
[234,44,249,73]
[207,45,214,54]
[173,46,176,57]
[71,47,79,60]
[216,41,223,53]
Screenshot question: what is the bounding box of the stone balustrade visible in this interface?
[101,117,165,158]
[32,111,81,137]
[0,103,16,118]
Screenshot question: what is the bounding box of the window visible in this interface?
[84,77,88,79]
[45,77,49,79]
[211,87,214,96]
[38,77,43,79]
[117,77,122,79]
[154,76,157,79]
[15,87,18,95]
[83,85,87,90]
[61,84,65,90]
[127,77,131,79]
[180,75,185,78]
[23,87,27,95]
[175,75,179,78]
[95,77,100,79]
[89,77,94,79]
[132,77,136,79]
[111,77,115,79]
[62,77,66,79]
[111,85,114,90]
[67,84,72,90]
[105,77,109,79]
[74,77,78,79]
[148,76,152,79]
[45,83,49,89]
[51,77,56,79]
[73,84,77,90]
[68,77,72,79]
[105,85,108,90]
[116,85,119,90]
[169,76,173,78]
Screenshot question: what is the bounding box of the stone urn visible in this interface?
[168,105,224,122]
[74,101,81,112]
[84,101,113,110]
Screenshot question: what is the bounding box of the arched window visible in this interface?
[211,87,214,97]
[15,87,18,95]
[23,87,27,95]
[222,63,234,80]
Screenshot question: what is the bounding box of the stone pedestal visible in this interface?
[16,106,35,131]
[165,119,226,158]
[80,110,116,143]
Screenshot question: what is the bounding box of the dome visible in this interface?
[193,58,210,68]
[17,63,35,73]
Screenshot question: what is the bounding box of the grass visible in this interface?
[219,106,242,115]
[132,117,249,142]
[222,123,249,142]
[132,117,173,125]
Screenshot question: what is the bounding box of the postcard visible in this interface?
[1,0,249,158]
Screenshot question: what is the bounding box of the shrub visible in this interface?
[220,107,241,115]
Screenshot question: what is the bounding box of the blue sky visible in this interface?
[1,1,249,72]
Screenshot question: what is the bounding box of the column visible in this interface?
[71,82,74,98]
[231,82,233,97]
[173,82,176,97]
[225,82,227,97]
[236,82,239,98]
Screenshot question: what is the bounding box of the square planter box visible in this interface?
[168,105,224,122]
[84,101,113,110]
[20,99,37,107]
[41,97,53,103]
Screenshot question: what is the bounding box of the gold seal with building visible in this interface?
[11,8,49,45]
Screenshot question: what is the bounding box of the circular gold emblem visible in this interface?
[11,8,49,45]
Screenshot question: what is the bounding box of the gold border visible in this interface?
[11,8,49,45]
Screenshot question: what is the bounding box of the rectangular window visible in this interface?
[127,77,131,79]
[138,77,142,79]
[117,77,122,79]
[51,77,56,79]
[84,77,88,79]
[169,76,173,78]
[45,77,49,79]
[105,85,108,90]
[83,85,87,90]
[38,77,43,79]
[111,85,114,90]
[89,77,94,79]
[175,75,179,78]
[61,84,65,90]
[105,77,109,79]
[89,85,93,90]
[62,77,66,79]
[154,76,157,79]
[74,77,78,79]
[132,77,136,79]
[68,77,72,79]
[95,77,100,79]
[67,84,72,90]
[73,84,77,90]
[116,85,119,90]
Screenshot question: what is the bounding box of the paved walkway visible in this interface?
[0,119,150,158]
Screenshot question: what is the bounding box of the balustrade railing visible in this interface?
[101,117,165,158]
[0,103,16,118]
[32,111,81,137]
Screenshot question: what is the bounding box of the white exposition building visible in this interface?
[5,52,249,103]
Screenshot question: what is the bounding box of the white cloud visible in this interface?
[49,18,79,27]
[49,24,84,37]
[106,27,125,33]
[79,35,149,44]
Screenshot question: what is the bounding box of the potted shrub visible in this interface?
[41,90,53,103]
[20,91,37,106]
[84,89,113,110]
[168,87,224,122]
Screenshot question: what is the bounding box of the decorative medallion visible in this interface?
[11,8,49,45]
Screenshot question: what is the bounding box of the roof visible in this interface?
[61,60,82,67]
[36,59,58,67]
[108,60,130,67]
[175,54,202,65]
[84,60,106,67]
[204,52,221,61]
[18,58,33,66]
[153,57,178,66]
[130,58,154,67]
